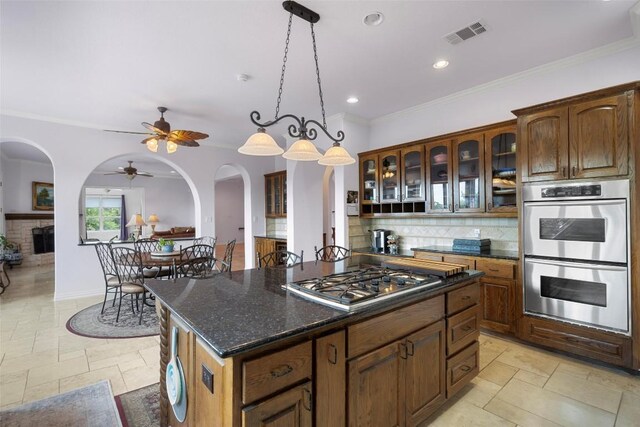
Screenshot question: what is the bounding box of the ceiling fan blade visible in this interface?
[168,135,200,147]
[104,172,126,175]
[136,172,154,177]
[142,122,168,136]
[104,129,155,135]
[170,129,209,141]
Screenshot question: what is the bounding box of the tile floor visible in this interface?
[2,263,640,427]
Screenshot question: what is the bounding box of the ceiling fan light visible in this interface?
[283,139,322,161]
[166,140,178,154]
[146,138,158,153]
[318,144,356,166]
[238,128,284,156]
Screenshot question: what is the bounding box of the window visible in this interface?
[85,196,121,232]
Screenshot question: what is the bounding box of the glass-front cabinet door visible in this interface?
[360,154,378,204]
[426,140,452,212]
[401,146,424,202]
[380,150,401,203]
[453,133,485,212]
[485,126,517,212]
[273,174,282,216]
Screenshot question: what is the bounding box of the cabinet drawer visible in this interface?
[242,341,312,404]
[446,282,480,315]
[476,259,515,280]
[447,305,479,356]
[446,341,479,398]
[414,252,443,262]
[348,296,445,359]
[443,255,475,270]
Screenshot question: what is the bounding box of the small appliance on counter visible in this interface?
[370,229,392,253]
[452,238,491,254]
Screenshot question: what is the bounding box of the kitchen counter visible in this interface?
[352,247,415,258]
[146,254,483,358]
[412,245,519,261]
[253,234,287,240]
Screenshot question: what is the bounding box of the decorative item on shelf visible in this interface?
[382,159,395,179]
[104,106,208,154]
[158,238,175,253]
[510,142,517,153]
[147,214,160,233]
[460,150,471,160]
[437,170,448,179]
[125,213,146,240]
[238,1,355,166]
[433,153,447,163]
[387,234,399,255]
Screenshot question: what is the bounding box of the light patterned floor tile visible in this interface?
[0,376,27,406]
[513,369,548,388]
[458,376,503,408]
[615,391,640,426]
[22,379,59,403]
[496,379,616,427]
[121,365,159,391]
[427,399,516,426]
[495,347,559,377]
[484,397,562,427]
[26,355,89,387]
[59,365,127,396]
[544,370,622,413]
[479,360,518,386]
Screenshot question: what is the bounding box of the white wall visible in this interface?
[1,157,53,213]
[214,177,244,243]
[0,118,273,300]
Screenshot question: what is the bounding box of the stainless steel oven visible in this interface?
[522,179,630,334]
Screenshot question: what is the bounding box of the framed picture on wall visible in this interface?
[346,190,359,216]
[32,181,54,210]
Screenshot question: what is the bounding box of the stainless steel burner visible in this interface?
[286,267,442,311]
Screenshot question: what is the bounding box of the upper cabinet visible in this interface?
[453,133,485,213]
[485,126,517,213]
[401,146,425,202]
[360,154,378,205]
[380,150,401,203]
[426,140,453,213]
[518,89,632,182]
[265,171,286,218]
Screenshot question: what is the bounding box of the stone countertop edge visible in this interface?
[411,246,519,261]
[253,234,287,241]
[352,248,416,258]
[147,266,484,359]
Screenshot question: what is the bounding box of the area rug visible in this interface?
[66,300,159,339]
[0,380,121,427]
[115,383,160,427]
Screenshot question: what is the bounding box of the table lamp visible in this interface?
[126,213,146,240]
[147,214,160,233]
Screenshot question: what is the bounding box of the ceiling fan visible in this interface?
[104,161,153,181]
[105,106,209,153]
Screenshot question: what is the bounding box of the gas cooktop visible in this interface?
[285,267,442,311]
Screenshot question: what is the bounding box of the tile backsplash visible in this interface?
[349,216,518,251]
[266,217,287,235]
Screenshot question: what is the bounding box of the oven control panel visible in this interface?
[541,184,601,198]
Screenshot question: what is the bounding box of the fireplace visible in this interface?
[32,225,54,254]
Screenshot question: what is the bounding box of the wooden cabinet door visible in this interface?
[401,146,425,202]
[265,175,275,217]
[569,93,629,179]
[453,133,485,213]
[360,154,379,205]
[480,278,514,334]
[315,330,346,427]
[404,321,446,427]
[348,341,404,427]
[380,150,401,203]
[242,381,312,427]
[519,107,569,182]
[425,140,453,213]
[484,125,517,213]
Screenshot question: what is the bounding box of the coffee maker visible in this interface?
[370,229,392,253]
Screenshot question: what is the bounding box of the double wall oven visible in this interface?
[523,179,631,335]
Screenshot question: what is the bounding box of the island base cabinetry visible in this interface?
[242,381,312,427]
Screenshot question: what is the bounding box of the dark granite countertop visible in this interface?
[411,246,519,261]
[146,254,483,358]
[253,234,287,241]
[352,247,415,258]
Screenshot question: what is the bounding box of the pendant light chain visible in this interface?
[275,13,293,120]
[310,23,327,129]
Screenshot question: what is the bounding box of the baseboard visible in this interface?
[54,288,103,301]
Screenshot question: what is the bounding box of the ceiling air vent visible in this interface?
[444,20,489,45]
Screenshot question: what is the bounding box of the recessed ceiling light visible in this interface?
[170,170,177,174]
[346,96,359,104]
[363,11,384,26]
[433,60,449,69]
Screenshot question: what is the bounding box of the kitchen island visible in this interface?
[146,255,484,427]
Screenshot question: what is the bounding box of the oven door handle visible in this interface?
[523,199,624,207]
[525,257,627,271]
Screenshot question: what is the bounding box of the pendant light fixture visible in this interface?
[238,1,355,165]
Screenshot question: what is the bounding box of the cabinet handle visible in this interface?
[459,365,471,372]
[448,204,452,212]
[562,167,566,178]
[406,340,415,356]
[399,343,408,359]
[328,344,338,365]
[461,295,471,301]
[270,364,293,378]
[455,203,459,210]
[303,388,312,411]
[488,202,492,211]
[572,166,577,177]
[461,325,472,332]
[488,268,499,272]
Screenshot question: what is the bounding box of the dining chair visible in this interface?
[221,239,236,272]
[174,256,217,279]
[258,249,303,268]
[134,238,172,279]
[94,242,121,314]
[314,245,350,262]
[111,246,147,324]
[0,261,10,295]
[193,236,217,248]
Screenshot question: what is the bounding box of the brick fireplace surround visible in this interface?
[4,214,54,267]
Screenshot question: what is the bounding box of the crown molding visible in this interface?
[0,109,109,131]
[371,35,640,125]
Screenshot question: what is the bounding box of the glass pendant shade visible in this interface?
[166,140,178,154]
[238,128,284,156]
[283,139,322,161]
[146,138,158,153]
[318,144,356,166]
